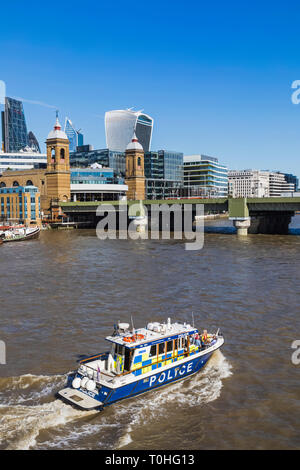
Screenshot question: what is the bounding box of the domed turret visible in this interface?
[125,132,145,200]
[126,132,143,151]
[47,114,68,141]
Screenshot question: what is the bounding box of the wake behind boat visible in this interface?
[0,226,40,243]
[58,319,224,410]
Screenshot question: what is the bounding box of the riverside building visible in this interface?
[70,166,127,202]
[0,185,41,225]
[71,146,184,200]
[228,170,298,197]
[228,170,270,198]
[269,171,296,197]
[0,114,71,221]
[183,155,228,197]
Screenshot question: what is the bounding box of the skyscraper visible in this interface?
[105,109,153,152]
[64,117,84,152]
[28,131,41,153]
[1,97,29,152]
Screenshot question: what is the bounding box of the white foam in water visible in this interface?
[0,373,67,406]
[0,373,97,450]
[2,399,97,450]
[116,350,232,449]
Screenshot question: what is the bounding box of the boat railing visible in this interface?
[79,352,117,380]
[79,352,108,364]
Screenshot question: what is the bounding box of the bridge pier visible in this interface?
[233,218,251,236]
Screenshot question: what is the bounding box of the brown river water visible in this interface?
[0,216,300,450]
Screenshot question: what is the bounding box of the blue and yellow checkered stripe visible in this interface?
[113,354,124,372]
[132,345,200,376]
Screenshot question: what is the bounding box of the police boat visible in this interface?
[58,319,224,410]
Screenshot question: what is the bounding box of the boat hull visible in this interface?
[2,227,40,242]
[59,346,219,410]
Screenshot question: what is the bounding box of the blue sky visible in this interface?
[1,0,300,176]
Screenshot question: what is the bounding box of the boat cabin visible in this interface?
[78,320,216,381]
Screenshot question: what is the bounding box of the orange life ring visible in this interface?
[123,336,134,342]
[132,334,145,341]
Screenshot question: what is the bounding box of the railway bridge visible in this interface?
[59,197,300,235]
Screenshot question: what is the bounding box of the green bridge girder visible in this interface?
[60,197,300,218]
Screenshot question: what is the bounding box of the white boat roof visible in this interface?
[106,321,198,349]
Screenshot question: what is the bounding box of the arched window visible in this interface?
[51,147,56,162]
[0,182,6,188]
[137,157,141,167]
[13,181,19,187]
[60,148,65,160]
[26,180,34,186]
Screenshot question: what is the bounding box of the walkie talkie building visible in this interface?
[105,109,153,152]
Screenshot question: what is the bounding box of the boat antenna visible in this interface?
[192,312,195,328]
[131,315,135,334]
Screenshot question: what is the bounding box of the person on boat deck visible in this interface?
[201,330,208,344]
[195,333,201,347]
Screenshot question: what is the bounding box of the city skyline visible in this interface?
[1,1,300,177]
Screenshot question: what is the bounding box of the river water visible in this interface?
[0,216,300,450]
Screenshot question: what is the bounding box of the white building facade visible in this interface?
[105,109,153,152]
[228,170,270,198]
[228,170,296,198]
[269,172,295,197]
[0,147,47,173]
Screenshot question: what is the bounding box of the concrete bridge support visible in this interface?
[233,218,251,236]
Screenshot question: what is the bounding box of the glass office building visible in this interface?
[71,167,123,185]
[144,150,184,199]
[70,167,126,202]
[1,97,29,152]
[183,154,228,197]
[64,117,84,152]
[70,147,126,177]
[284,173,299,192]
[70,145,184,200]
[105,109,153,152]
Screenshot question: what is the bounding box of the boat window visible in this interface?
[149,345,157,357]
[158,342,165,355]
[124,349,132,372]
[115,344,124,355]
[166,341,173,353]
